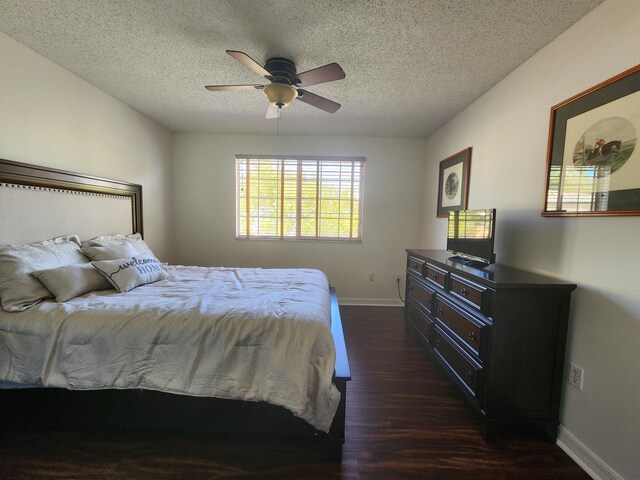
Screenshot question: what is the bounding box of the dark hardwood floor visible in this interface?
[0,306,589,479]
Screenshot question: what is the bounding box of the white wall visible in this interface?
[0,33,175,261]
[420,0,640,478]
[172,133,425,304]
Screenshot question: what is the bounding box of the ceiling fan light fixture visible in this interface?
[263,83,298,108]
[207,51,344,115]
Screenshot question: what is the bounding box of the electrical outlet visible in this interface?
[369,273,375,282]
[395,273,402,283]
[569,363,584,390]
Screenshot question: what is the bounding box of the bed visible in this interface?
[0,158,350,459]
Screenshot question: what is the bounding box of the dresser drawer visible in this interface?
[449,274,490,314]
[407,276,434,314]
[434,327,482,398]
[435,296,486,358]
[406,302,433,343]
[425,263,447,289]
[407,256,425,276]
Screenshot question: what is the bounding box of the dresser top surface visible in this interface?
[406,249,577,290]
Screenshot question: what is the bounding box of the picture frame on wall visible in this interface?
[437,147,471,218]
[543,64,640,216]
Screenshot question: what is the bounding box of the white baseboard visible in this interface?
[557,425,624,480]
[338,297,404,307]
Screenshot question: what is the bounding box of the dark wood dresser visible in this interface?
[404,249,576,441]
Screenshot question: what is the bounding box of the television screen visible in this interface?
[447,209,496,266]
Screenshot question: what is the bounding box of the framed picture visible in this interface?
[437,147,471,218]
[543,64,640,216]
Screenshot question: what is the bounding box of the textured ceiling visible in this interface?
[0,0,602,137]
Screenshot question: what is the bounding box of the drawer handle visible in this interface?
[408,285,414,292]
[464,371,473,382]
[431,273,438,280]
[435,338,441,347]
[468,331,477,342]
[460,287,468,297]
[437,308,443,316]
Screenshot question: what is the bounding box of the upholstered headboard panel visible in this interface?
[0,159,143,245]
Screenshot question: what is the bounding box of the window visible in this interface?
[236,155,365,241]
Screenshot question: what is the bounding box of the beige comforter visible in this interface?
[0,266,340,432]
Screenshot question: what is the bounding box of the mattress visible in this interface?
[0,265,340,432]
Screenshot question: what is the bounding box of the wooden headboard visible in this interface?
[0,158,143,245]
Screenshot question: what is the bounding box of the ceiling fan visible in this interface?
[206,50,346,119]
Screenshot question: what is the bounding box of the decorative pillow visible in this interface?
[81,233,155,260]
[32,263,112,302]
[0,235,87,312]
[91,254,169,293]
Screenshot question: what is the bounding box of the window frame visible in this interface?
[235,155,365,242]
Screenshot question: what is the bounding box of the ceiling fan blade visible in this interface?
[266,103,279,119]
[295,63,345,87]
[226,50,272,79]
[205,84,263,91]
[296,90,341,113]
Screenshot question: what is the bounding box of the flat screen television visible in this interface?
[447,209,496,267]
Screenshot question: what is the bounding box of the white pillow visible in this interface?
[81,233,154,260]
[81,242,139,262]
[32,263,112,302]
[0,235,87,312]
[91,254,169,293]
